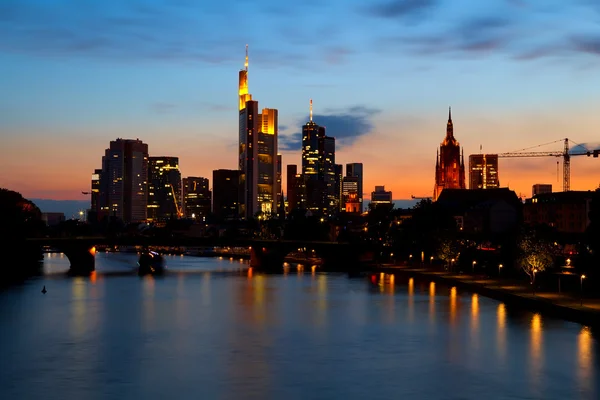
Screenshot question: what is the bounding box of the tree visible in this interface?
[436,233,463,266]
[517,227,555,282]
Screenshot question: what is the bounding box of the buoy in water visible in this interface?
[41,286,47,294]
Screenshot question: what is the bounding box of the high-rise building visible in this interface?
[370,186,393,209]
[276,154,282,198]
[88,168,104,222]
[469,154,499,190]
[334,164,343,211]
[433,108,465,201]
[532,184,552,197]
[346,163,363,212]
[301,100,336,215]
[96,138,148,223]
[182,177,211,221]
[286,165,299,210]
[147,157,182,222]
[238,46,278,219]
[213,169,240,220]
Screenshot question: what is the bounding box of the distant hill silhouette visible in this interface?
[31,199,89,219]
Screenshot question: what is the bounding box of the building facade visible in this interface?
[469,154,499,190]
[96,138,148,223]
[213,169,240,220]
[370,186,393,209]
[182,177,211,221]
[532,184,552,197]
[147,156,182,222]
[346,163,363,212]
[342,176,359,212]
[524,191,593,233]
[334,164,343,212]
[434,108,465,201]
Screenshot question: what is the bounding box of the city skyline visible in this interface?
[2,0,600,201]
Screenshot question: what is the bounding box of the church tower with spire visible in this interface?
[433,107,465,200]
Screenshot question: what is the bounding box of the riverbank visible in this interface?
[372,264,600,327]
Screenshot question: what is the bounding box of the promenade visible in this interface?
[373,263,600,326]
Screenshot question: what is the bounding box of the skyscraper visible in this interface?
[147,156,182,222]
[334,164,343,212]
[286,164,298,210]
[182,177,211,220]
[213,169,240,220]
[433,108,465,201]
[301,100,336,215]
[346,163,363,212]
[97,138,148,223]
[469,154,499,189]
[238,46,278,219]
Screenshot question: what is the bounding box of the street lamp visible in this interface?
[450,258,455,273]
[532,268,538,295]
[498,264,503,276]
[580,274,586,306]
[472,260,477,274]
[430,256,434,265]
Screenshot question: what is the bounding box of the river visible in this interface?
[0,252,598,399]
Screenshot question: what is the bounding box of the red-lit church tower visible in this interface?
[433,107,465,200]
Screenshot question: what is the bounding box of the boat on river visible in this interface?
[138,250,165,276]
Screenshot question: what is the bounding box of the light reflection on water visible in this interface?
[0,255,598,400]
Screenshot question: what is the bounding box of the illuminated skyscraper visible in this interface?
[301,100,336,215]
[434,108,465,200]
[97,138,148,223]
[147,157,182,222]
[469,154,499,189]
[238,46,278,219]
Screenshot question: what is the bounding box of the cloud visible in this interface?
[370,1,600,62]
[367,0,438,19]
[571,35,600,56]
[279,106,381,151]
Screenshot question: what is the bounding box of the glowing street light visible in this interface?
[532,268,538,295]
[498,264,503,276]
[580,274,586,306]
[472,260,477,273]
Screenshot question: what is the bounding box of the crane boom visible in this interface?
[498,138,598,192]
[169,184,183,218]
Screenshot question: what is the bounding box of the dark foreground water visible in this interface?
[0,253,599,400]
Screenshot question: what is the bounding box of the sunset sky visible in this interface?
[1,0,599,202]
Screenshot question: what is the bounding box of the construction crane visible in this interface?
[498,138,599,192]
[168,184,184,218]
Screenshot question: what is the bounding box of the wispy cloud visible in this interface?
[366,0,438,20]
[279,106,381,151]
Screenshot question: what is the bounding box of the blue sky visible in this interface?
[1,0,599,200]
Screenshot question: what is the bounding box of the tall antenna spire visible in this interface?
[244,44,248,72]
[310,99,313,122]
[448,106,452,121]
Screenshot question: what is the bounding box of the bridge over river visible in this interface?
[27,236,377,274]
